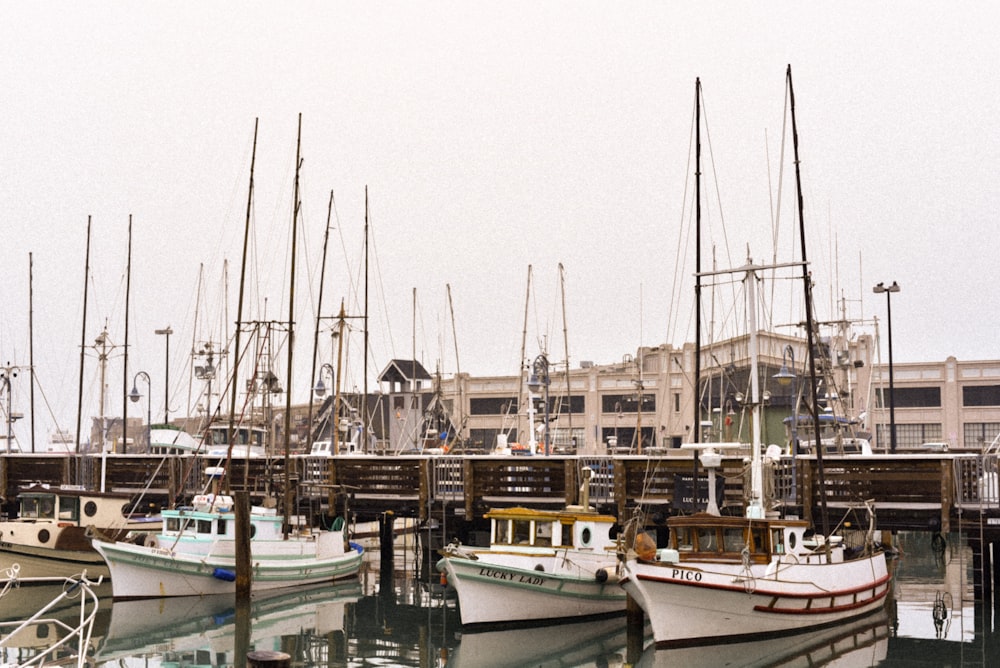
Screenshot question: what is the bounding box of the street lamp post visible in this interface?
[773,345,797,454]
[155,327,173,424]
[527,354,551,456]
[873,281,900,453]
[129,371,151,453]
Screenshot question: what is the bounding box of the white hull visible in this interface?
[93,533,362,598]
[440,551,624,627]
[621,552,890,647]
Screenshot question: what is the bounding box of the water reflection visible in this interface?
[1,531,998,666]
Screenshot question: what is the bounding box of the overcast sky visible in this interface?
[2,2,998,447]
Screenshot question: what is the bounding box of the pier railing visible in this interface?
[4,452,998,534]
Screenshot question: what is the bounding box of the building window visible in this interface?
[963,385,1000,407]
[963,422,1000,450]
[470,397,519,416]
[673,393,681,413]
[876,423,942,449]
[878,387,941,408]
[602,394,656,413]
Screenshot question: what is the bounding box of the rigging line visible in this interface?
[664,95,696,346]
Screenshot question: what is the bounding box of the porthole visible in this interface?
[789,532,797,550]
[84,501,98,517]
[38,529,50,544]
[581,527,592,547]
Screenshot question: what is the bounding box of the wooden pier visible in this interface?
[2,451,998,598]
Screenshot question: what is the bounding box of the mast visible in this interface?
[787,64,831,540]
[307,190,334,454]
[559,263,572,450]
[412,287,417,450]
[28,252,35,452]
[122,214,132,452]
[227,119,258,494]
[746,263,763,518]
[283,113,302,537]
[363,187,370,453]
[447,284,462,444]
[75,216,92,452]
[694,78,703,444]
[518,265,532,445]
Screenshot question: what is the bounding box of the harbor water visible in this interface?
[1,531,997,667]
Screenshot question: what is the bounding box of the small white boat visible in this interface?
[0,484,160,566]
[437,471,625,628]
[92,490,363,599]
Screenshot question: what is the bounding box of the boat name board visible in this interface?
[478,566,544,586]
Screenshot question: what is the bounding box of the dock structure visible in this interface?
[2,451,998,599]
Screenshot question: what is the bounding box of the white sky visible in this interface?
[2,2,998,447]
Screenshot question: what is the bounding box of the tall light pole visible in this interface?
[773,345,797,454]
[129,370,151,453]
[155,327,173,424]
[873,281,900,453]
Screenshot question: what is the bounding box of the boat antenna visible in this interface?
[787,64,831,542]
[122,214,133,452]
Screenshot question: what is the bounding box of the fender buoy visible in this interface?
[595,568,609,583]
[212,568,236,582]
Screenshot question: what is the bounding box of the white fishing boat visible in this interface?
[0,484,160,567]
[436,468,625,627]
[92,470,363,599]
[618,68,890,649]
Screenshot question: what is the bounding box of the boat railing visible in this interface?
[0,570,103,668]
[954,453,1000,508]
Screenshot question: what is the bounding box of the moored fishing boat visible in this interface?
[619,67,891,649]
[91,479,363,598]
[0,484,160,567]
[436,468,625,627]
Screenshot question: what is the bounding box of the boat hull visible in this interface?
[438,552,625,627]
[620,553,890,647]
[92,538,363,599]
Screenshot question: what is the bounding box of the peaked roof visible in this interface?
[378,359,433,384]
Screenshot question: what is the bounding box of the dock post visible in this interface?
[235,491,251,600]
[379,510,396,596]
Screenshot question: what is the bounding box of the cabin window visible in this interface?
[167,517,180,532]
[513,520,532,545]
[494,520,511,545]
[697,527,718,552]
[723,527,745,552]
[560,522,574,547]
[673,527,694,551]
[750,528,767,553]
[772,529,785,553]
[197,519,213,534]
[217,518,228,536]
[20,497,39,518]
[534,521,552,546]
[38,497,55,519]
[58,497,79,521]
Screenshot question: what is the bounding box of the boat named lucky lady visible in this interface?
[436,468,625,627]
[0,484,160,567]
[92,471,363,599]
